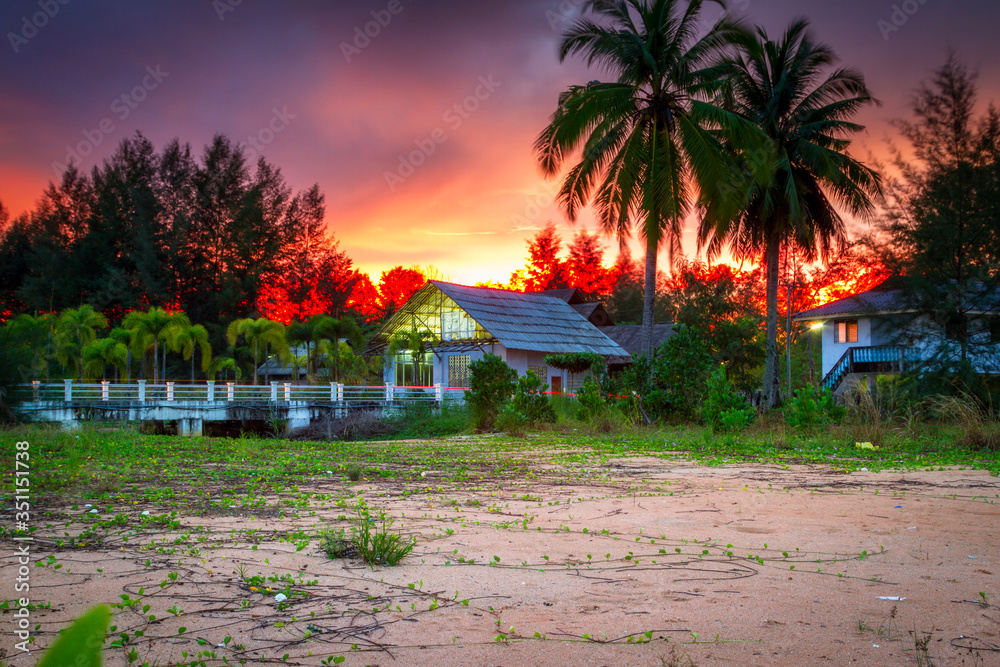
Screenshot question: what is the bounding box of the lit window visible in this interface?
[834,319,858,344]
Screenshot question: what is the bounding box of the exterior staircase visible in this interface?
[821,346,920,395]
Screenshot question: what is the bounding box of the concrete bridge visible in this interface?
[13,380,466,436]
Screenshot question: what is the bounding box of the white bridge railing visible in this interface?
[18,381,468,405]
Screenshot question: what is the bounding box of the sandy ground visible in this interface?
[2,454,999,666]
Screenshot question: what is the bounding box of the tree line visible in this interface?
[2,2,999,406]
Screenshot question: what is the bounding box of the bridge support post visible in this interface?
[207,381,215,402]
[434,383,442,404]
[64,379,73,402]
[32,380,40,401]
[336,383,344,403]
[270,381,278,402]
[178,417,203,437]
[227,382,234,402]
[283,382,291,402]
[138,380,146,402]
[166,382,175,401]
[101,381,110,401]
[384,382,393,404]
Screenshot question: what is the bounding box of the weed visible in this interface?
[910,630,936,667]
[319,529,357,559]
[345,462,363,482]
[659,645,697,667]
[352,508,416,568]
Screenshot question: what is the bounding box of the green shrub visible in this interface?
[496,403,529,436]
[544,352,605,374]
[702,367,755,434]
[467,354,517,430]
[576,375,608,421]
[785,387,843,428]
[650,325,714,420]
[511,370,556,424]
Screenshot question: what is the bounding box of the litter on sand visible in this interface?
[877,596,906,601]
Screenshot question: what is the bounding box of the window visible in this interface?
[448,355,471,388]
[945,314,967,342]
[394,352,433,387]
[834,319,858,344]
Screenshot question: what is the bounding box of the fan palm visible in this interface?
[55,305,108,380]
[226,317,288,385]
[535,0,753,359]
[698,20,883,406]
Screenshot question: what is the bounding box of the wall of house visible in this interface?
[820,316,873,377]
[385,344,564,388]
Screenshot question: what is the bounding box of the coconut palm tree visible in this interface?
[387,328,438,387]
[82,337,128,381]
[698,20,883,406]
[165,323,213,382]
[226,317,287,385]
[535,0,752,359]
[123,308,185,384]
[55,305,108,380]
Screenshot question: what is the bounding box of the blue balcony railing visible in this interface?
[822,346,920,392]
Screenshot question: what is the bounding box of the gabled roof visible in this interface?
[598,324,675,359]
[793,279,1000,321]
[572,301,614,326]
[793,287,908,320]
[432,282,627,356]
[537,288,585,305]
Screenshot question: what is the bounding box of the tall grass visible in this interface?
[928,393,999,451]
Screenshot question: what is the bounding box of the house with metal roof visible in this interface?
[793,279,1000,393]
[366,281,629,391]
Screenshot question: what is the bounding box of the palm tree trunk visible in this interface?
[762,237,782,408]
[253,340,259,386]
[642,239,657,360]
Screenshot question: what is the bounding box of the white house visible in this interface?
[793,280,1000,393]
[366,281,629,392]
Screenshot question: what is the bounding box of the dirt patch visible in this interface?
[2,457,998,666]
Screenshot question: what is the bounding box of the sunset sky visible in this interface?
[2,0,999,285]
